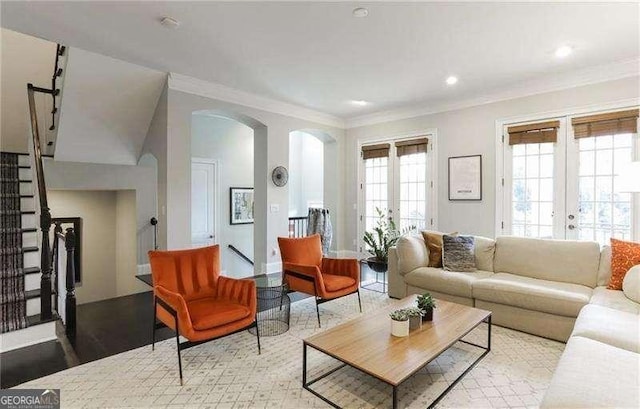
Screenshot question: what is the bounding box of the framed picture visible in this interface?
[448,155,482,201]
[230,187,254,225]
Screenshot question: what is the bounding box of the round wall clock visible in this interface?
[272,166,289,187]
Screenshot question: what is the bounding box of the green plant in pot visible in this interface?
[404,307,424,330]
[389,309,410,337]
[416,292,437,321]
[363,207,404,273]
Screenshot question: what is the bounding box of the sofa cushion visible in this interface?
[403,267,493,298]
[396,235,428,275]
[540,336,640,409]
[494,236,600,287]
[590,286,640,314]
[572,304,640,353]
[624,265,640,303]
[472,273,592,317]
[442,235,476,272]
[597,245,612,287]
[474,236,496,272]
[421,230,457,268]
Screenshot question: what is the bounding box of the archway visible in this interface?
[191,110,267,277]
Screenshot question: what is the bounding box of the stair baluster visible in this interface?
[64,227,76,337]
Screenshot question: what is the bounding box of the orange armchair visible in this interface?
[278,234,361,327]
[149,245,260,384]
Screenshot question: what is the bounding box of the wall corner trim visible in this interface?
[167,73,345,129]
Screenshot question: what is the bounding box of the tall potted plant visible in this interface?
[363,207,403,272]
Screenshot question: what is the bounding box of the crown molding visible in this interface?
[346,57,640,129]
[168,73,345,129]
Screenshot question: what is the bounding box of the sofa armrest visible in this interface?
[396,234,429,274]
[216,276,257,316]
[321,257,359,282]
[388,246,407,299]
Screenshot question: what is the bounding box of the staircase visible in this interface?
[0,43,75,353]
[0,153,57,351]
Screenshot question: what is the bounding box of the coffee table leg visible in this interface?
[487,315,492,351]
[392,385,398,409]
[302,342,307,386]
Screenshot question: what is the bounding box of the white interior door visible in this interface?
[191,160,217,247]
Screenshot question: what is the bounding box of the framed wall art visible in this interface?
[448,155,482,201]
[230,187,254,224]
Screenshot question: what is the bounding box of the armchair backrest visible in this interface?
[278,234,323,268]
[149,245,221,299]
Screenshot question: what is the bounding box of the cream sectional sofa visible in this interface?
[389,234,640,408]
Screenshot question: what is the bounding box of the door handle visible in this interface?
[209,235,214,239]
[567,225,575,230]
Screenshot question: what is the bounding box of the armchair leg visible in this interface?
[315,297,321,328]
[254,318,261,355]
[357,289,362,313]
[174,314,183,386]
[151,297,157,351]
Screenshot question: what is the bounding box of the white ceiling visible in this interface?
[56,47,166,165]
[2,2,639,121]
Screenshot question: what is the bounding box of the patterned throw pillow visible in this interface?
[608,238,640,290]
[442,235,476,272]
[421,231,458,268]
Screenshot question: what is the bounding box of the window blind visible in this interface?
[507,120,559,145]
[394,137,428,156]
[361,143,390,160]
[571,109,639,138]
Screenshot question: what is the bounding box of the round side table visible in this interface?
[249,282,290,336]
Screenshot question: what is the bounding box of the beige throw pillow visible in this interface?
[421,230,458,268]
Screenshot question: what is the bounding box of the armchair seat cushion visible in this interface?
[188,298,251,331]
[323,274,356,292]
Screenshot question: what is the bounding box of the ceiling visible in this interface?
[2,2,639,120]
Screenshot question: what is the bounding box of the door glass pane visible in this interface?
[399,152,427,231]
[577,134,633,245]
[364,156,388,233]
[511,142,555,238]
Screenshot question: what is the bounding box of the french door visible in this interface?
[360,137,434,253]
[503,108,639,245]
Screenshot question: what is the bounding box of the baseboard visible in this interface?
[261,261,282,274]
[0,321,57,353]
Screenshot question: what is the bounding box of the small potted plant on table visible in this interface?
[416,292,437,322]
[404,307,424,330]
[389,309,410,337]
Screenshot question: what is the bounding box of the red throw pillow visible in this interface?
[608,238,640,290]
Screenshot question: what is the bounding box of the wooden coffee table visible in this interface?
[302,296,491,409]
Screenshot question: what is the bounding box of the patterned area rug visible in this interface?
[15,291,564,408]
[1,152,27,333]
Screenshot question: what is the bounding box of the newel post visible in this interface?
[64,227,77,336]
[52,221,63,311]
[40,208,53,320]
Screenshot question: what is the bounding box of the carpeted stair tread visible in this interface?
[1,152,29,333]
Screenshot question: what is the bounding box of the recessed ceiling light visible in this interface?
[353,7,369,18]
[555,45,573,58]
[160,16,180,29]
[446,76,458,85]
[351,100,369,106]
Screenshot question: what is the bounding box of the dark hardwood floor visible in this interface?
[1,265,382,388]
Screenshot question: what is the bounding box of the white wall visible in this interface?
[43,159,157,265]
[0,28,56,152]
[288,131,324,217]
[166,89,345,273]
[191,114,254,277]
[115,190,147,296]
[344,76,640,248]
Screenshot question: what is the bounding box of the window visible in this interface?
[501,108,639,244]
[359,136,435,253]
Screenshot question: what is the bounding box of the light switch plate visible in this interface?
[270,204,280,213]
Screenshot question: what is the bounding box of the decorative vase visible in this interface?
[390,319,410,337]
[366,257,388,273]
[409,315,422,330]
[421,307,433,322]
